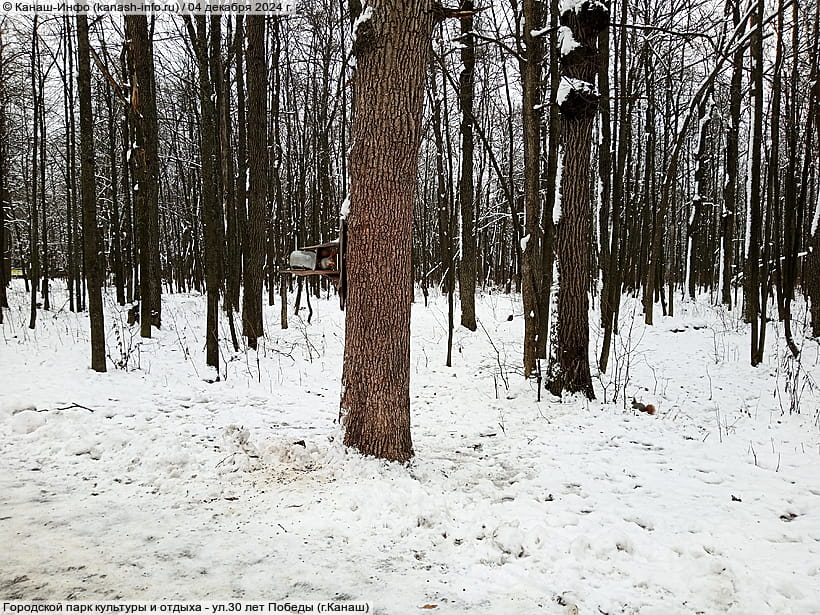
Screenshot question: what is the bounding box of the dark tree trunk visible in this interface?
[687,100,712,300]
[243,15,267,349]
[235,15,247,312]
[29,18,39,331]
[341,0,434,462]
[546,0,608,399]
[184,15,224,372]
[747,0,764,365]
[106,70,125,306]
[125,16,159,337]
[145,21,162,330]
[269,17,289,330]
[596,19,614,373]
[537,0,559,365]
[431,47,454,365]
[805,2,820,338]
[62,17,75,313]
[521,0,545,379]
[77,14,107,372]
[721,0,743,310]
[458,0,477,332]
[778,0,801,357]
[38,60,48,312]
[225,18,243,320]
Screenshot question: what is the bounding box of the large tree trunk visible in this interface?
[77,14,106,373]
[341,0,434,462]
[243,15,267,349]
[546,0,608,399]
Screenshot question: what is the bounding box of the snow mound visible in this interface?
[0,398,38,416]
[10,409,47,434]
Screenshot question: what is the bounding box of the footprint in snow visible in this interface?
[624,516,655,532]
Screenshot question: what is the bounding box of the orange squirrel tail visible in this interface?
[643,404,656,415]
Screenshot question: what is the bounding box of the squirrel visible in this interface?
[319,253,337,270]
[631,397,656,415]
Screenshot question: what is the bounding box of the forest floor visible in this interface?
[1,281,820,614]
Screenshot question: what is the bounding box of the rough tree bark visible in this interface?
[341,0,435,462]
[547,0,608,399]
[243,15,267,349]
[77,14,106,372]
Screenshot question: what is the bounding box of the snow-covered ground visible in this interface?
[1,281,819,614]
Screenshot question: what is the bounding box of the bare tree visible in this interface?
[721,0,743,310]
[28,16,39,330]
[746,0,764,365]
[184,15,224,372]
[125,15,160,336]
[458,0,477,332]
[77,14,106,372]
[242,15,267,349]
[520,0,546,379]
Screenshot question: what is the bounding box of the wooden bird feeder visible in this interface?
[281,222,347,309]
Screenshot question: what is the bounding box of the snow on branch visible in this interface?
[558,26,582,58]
[351,4,375,57]
[559,0,609,30]
[556,76,599,118]
[351,5,374,43]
